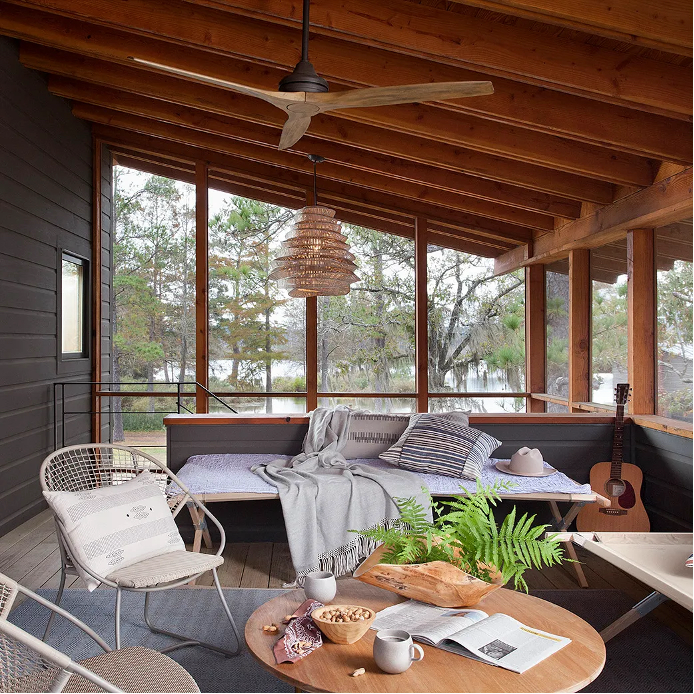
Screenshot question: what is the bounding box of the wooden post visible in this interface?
[627,229,656,414]
[195,161,209,414]
[415,218,429,413]
[91,138,103,441]
[305,189,318,412]
[525,264,546,412]
[568,249,591,411]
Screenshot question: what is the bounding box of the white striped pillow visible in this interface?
[397,415,501,479]
[43,470,185,591]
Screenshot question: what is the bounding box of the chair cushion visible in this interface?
[43,471,185,591]
[65,646,199,692]
[341,413,411,459]
[106,550,223,588]
[396,414,501,480]
[379,411,470,465]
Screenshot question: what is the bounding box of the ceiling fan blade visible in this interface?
[128,57,302,109]
[279,112,313,150]
[309,81,494,111]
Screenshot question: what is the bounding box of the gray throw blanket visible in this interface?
[252,406,431,584]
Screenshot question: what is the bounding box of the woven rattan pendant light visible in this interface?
[269,155,359,297]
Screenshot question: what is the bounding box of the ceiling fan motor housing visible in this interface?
[278,60,329,92]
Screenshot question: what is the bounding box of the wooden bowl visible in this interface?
[354,545,504,608]
[311,604,376,644]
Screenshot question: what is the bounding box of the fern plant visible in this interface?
[353,480,566,592]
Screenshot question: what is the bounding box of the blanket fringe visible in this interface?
[295,518,403,586]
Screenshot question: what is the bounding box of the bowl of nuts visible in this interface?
[311,604,376,644]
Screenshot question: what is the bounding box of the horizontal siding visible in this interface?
[633,426,692,532]
[0,37,93,538]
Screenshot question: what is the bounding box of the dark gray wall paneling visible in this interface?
[633,426,693,531]
[0,37,94,537]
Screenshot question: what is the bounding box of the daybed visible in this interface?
[164,413,614,587]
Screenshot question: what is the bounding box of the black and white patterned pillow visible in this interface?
[44,470,185,591]
[397,414,501,479]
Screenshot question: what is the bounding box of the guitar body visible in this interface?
[576,461,650,532]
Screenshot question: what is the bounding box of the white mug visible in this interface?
[373,629,424,674]
[303,571,336,603]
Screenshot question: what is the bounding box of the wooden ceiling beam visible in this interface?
[70,101,553,235]
[20,45,617,205]
[1,2,689,163]
[96,124,531,247]
[112,148,424,236]
[181,0,692,116]
[42,79,588,221]
[62,86,562,229]
[443,0,692,56]
[494,167,693,271]
[44,69,656,189]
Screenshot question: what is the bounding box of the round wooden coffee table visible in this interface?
[245,579,605,693]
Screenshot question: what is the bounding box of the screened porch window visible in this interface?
[61,253,87,357]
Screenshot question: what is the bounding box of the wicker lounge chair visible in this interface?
[39,444,242,656]
[0,572,199,693]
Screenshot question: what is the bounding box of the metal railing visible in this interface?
[53,381,237,450]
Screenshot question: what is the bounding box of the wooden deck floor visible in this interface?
[2,509,691,644]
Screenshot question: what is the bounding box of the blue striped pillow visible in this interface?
[398,415,501,479]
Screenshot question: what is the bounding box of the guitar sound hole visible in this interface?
[605,478,626,497]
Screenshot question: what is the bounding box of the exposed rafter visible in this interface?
[494,167,693,272]
[442,0,693,55]
[178,0,692,115]
[1,1,689,163]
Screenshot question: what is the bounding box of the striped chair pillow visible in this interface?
[398,414,501,479]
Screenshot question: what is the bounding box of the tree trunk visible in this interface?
[265,306,272,414]
[319,297,330,392]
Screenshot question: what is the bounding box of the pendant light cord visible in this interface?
[313,159,318,206]
[302,0,310,62]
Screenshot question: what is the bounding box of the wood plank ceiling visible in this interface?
[1,0,691,261]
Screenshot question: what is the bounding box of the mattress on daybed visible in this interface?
[168,453,592,497]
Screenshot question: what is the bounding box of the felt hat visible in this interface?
[495,447,556,477]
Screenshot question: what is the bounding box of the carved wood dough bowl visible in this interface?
[353,545,504,608]
[311,604,376,644]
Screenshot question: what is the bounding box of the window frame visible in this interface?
[58,249,90,365]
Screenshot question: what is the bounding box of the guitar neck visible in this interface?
[610,404,625,477]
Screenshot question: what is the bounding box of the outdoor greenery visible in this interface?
[112,166,529,431]
[354,481,566,592]
[109,166,692,433]
[657,259,693,420]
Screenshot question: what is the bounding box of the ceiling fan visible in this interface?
[129,0,493,150]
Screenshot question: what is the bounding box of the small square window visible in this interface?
[61,253,88,358]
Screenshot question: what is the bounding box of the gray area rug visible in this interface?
[9,587,691,692]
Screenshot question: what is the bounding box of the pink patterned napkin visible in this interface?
[274,599,324,663]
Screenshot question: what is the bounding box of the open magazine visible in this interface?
[371,600,570,674]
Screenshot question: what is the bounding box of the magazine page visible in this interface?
[440,612,571,674]
[371,600,488,645]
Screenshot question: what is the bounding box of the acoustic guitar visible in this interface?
[576,383,650,532]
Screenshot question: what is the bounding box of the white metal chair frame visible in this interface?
[0,573,122,692]
[39,444,242,657]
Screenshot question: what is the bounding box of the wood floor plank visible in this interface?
[240,543,272,589]
[216,543,250,588]
[0,515,55,567]
[268,543,293,588]
[0,509,52,553]
[18,546,62,591]
[3,535,58,583]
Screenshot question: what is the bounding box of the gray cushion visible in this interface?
[397,414,501,479]
[341,413,411,459]
[379,411,470,465]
